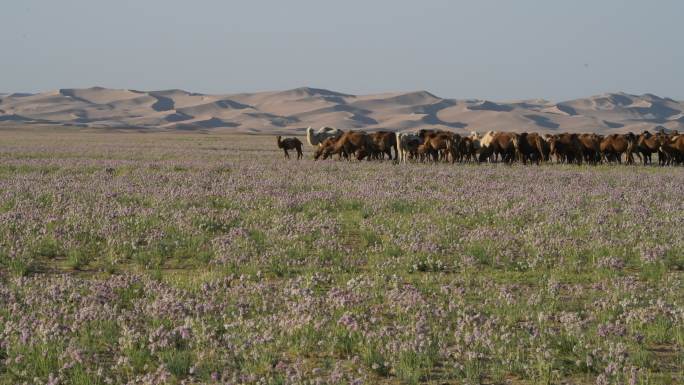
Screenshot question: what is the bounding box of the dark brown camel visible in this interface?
[548,133,583,164]
[368,131,398,160]
[458,137,478,162]
[513,132,545,165]
[402,136,422,161]
[276,136,303,159]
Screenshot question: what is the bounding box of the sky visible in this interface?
[1,0,683,101]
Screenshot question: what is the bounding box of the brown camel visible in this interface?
[660,135,684,165]
[487,132,516,164]
[577,133,602,164]
[636,131,665,165]
[356,138,382,161]
[547,133,583,164]
[313,137,338,160]
[314,131,373,161]
[513,132,545,164]
[276,136,303,159]
[600,133,637,164]
[419,131,459,163]
[368,131,398,160]
[457,137,479,163]
[416,142,433,162]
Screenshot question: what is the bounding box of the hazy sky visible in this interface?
[2,0,683,101]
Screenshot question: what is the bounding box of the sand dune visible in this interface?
[0,87,682,134]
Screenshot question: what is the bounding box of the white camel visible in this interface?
[478,130,497,162]
[305,126,343,147]
[468,131,482,151]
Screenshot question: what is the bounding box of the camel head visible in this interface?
[512,133,523,150]
[546,136,558,155]
[623,132,637,144]
[313,146,325,160]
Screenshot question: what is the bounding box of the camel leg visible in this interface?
[283,149,289,158]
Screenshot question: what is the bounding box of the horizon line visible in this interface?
[1,86,681,104]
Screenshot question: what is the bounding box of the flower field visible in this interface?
[0,130,682,385]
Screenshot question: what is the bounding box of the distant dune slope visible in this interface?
[1,87,683,134]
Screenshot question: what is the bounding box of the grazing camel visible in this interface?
[314,131,373,160]
[306,126,343,147]
[276,136,303,159]
[313,137,340,160]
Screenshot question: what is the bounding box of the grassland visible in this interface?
[0,129,682,385]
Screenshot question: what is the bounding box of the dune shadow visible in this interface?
[605,94,633,106]
[524,114,560,129]
[603,120,624,129]
[628,102,680,121]
[7,93,34,98]
[319,95,348,104]
[175,118,240,129]
[59,89,101,105]
[216,99,252,110]
[149,93,175,112]
[467,101,513,112]
[555,103,577,116]
[245,112,299,127]
[0,114,33,122]
[410,100,467,129]
[165,112,193,122]
[348,114,378,125]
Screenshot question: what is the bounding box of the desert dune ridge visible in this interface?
[1,87,682,134]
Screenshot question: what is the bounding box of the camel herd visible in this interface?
[274,126,684,165]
